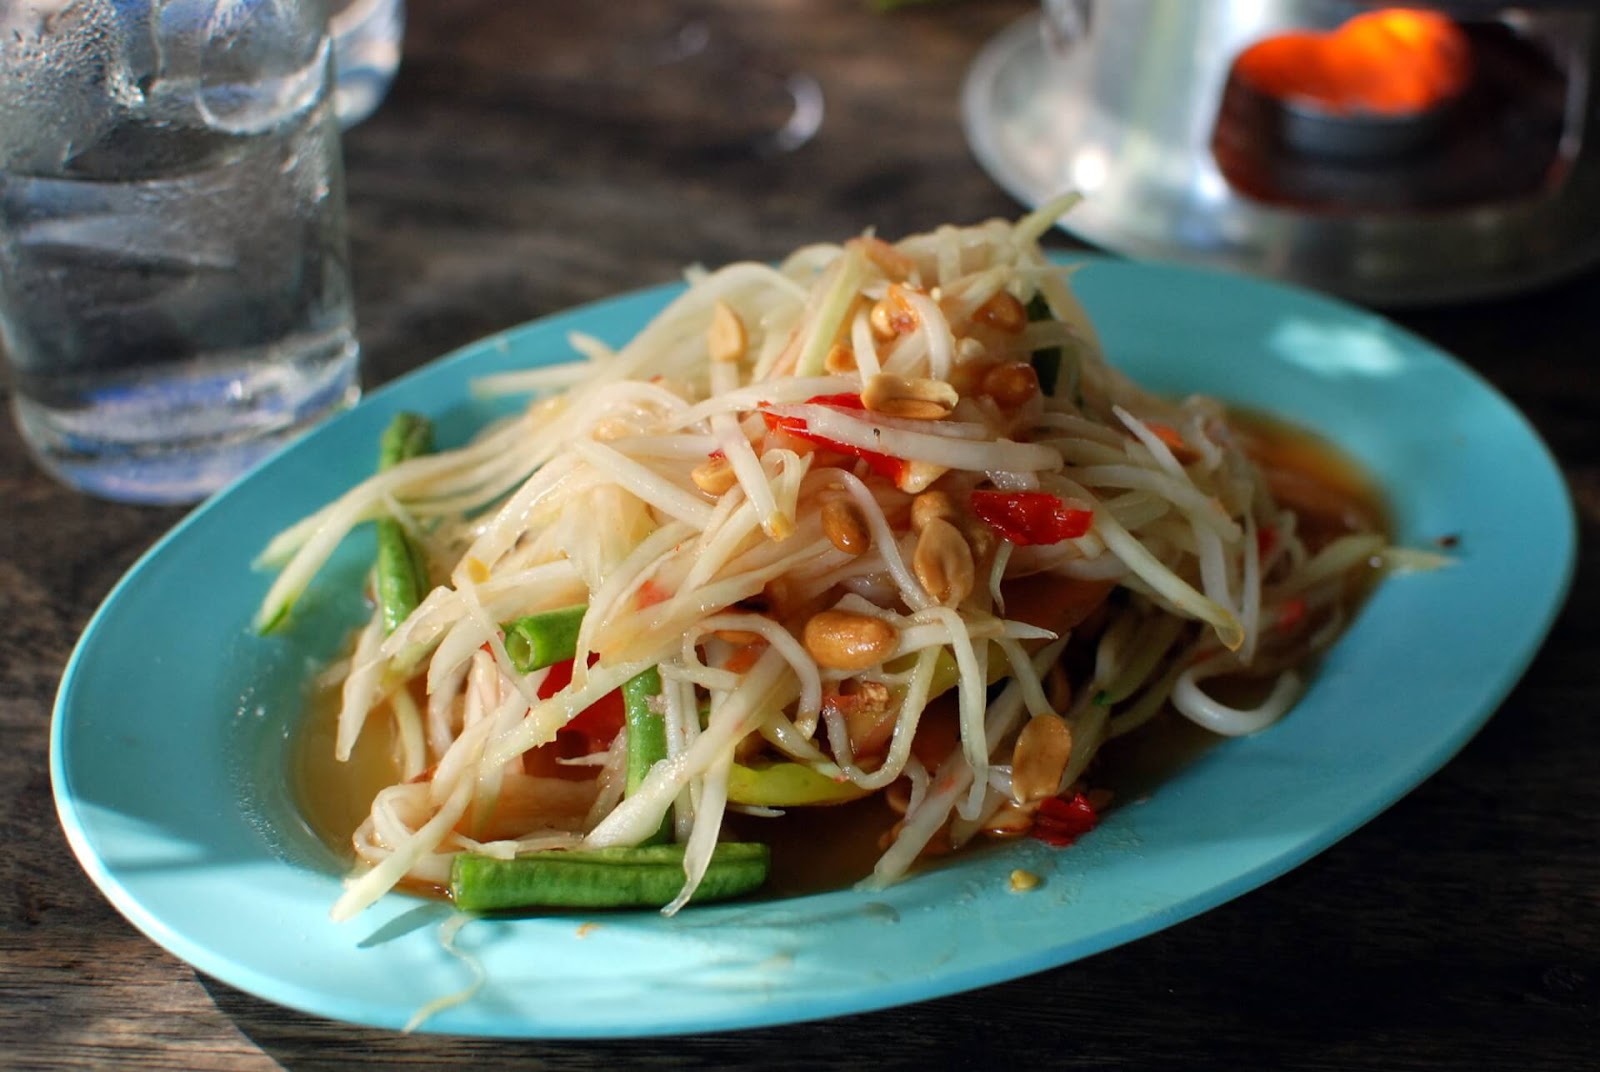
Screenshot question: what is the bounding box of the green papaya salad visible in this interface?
[256,198,1393,920]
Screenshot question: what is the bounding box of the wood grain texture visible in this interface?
[3,1,1597,1068]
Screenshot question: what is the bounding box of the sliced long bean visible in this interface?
[1027,294,1064,399]
[378,410,434,471]
[621,665,671,845]
[375,412,434,634]
[502,604,587,672]
[450,843,770,911]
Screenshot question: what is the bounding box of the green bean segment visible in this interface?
[1025,294,1061,397]
[502,604,588,672]
[621,666,671,845]
[450,843,770,911]
[375,412,434,634]
[378,411,434,471]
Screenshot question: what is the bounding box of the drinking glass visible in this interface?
[331,0,404,127]
[0,0,361,504]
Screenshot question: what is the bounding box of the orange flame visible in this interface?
[1235,9,1473,116]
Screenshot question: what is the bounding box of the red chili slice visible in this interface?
[1257,524,1278,558]
[635,579,672,610]
[539,657,625,753]
[1030,791,1099,847]
[761,393,907,483]
[969,490,1093,546]
[1275,596,1308,631]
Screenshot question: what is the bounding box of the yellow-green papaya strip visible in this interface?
[726,761,873,807]
[899,642,1010,701]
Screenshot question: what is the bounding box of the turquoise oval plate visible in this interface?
[51,257,1574,1036]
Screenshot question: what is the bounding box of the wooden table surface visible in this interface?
[3,1,1597,1068]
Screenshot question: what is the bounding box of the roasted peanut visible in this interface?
[959,514,997,567]
[910,489,957,533]
[913,517,975,605]
[823,341,857,373]
[824,679,894,756]
[974,290,1027,333]
[822,678,890,718]
[898,460,948,494]
[861,373,958,420]
[981,361,1040,407]
[707,301,747,364]
[821,497,871,555]
[869,284,919,340]
[690,454,738,495]
[869,300,896,340]
[1010,713,1074,804]
[802,609,899,670]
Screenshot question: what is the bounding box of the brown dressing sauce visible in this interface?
[1229,406,1390,548]
[293,684,402,854]
[726,797,901,898]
